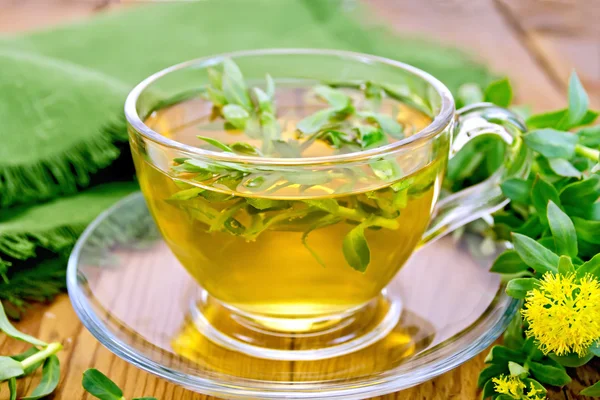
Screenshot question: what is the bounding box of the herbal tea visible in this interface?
[132,59,447,324]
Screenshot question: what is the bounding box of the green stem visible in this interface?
[336,206,399,229]
[575,144,600,162]
[20,342,62,369]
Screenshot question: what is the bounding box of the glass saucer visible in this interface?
[67,192,517,399]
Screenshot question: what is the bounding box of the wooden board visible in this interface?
[1,0,600,399]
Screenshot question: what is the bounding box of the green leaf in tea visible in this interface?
[296,108,337,134]
[484,78,512,107]
[355,125,386,149]
[358,111,404,138]
[547,201,578,258]
[196,135,234,152]
[221,58,252,110]
[342,223,370,272]
[314,85,352,111]
[82,369,124,400]
[221,104,250,129]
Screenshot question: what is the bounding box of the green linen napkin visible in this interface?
[0,0,493,316]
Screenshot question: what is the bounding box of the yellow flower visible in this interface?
[491,375,545,399]
[521,272,600,356]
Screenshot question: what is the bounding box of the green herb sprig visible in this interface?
[82,368,157,400]
[0,301,62,399]
[468,72,600,399]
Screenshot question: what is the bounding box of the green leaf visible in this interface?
[358,111,404,138]
[523,129,578,159]
[512,233,559,273]
[206,87,226,106]
[230,142,262,156]
[506,278,539,299]
[10,347,42,376]
[577,125,600,147]
[490,250,528,274]
[272,140,302,158]
[303,199,339,213]
[527,108,598,130]
[572,217,600,244]
[196,136,233,153]
[21,355,60,400]
[531,175,561,225]
[581,380,600,397]
[252,87,274,114]
[221,104,250,129]
[297,108,336,134]
[355,125,386,149]
[557,255,575,275]
[265,74,275,98]
[523,337,545,361]
[370,159,403,181]
[528,360,571,386]
[548,158,582,178]
[503,314,525,350]
[547,201,578,257]
[577,253,600,279]
[478,363,508,388]
[314,85,351,111]
[484,78,512,107]
[591,342,600,357]
[550,351,594,368]
[82,369,124,400]
[259,111,281,151]
[342,223,370,272]
[168,187,204,201]
[207,67,222,90]
[481,379,496,399]
[500,178,531,203]
[0,302,47,346]
[566,71,589,127]
[302,214,342,267]
[457,83,484,107]
[484,345,526,364]
[8,377,17,400]
[508,361,528,378]
[246,197,285,211]
[560,174,600,205]
[0,357,25,380]
[221,58,252,109]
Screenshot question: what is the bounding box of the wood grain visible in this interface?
[1,0,599,399]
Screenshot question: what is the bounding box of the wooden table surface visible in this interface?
[1,1,599,399]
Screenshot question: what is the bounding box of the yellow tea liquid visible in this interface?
[133,87,445,325]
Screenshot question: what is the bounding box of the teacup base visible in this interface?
[189,289,402,361]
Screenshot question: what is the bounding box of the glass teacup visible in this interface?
[125,49,529,360]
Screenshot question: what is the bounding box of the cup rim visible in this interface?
[124,48,455,166]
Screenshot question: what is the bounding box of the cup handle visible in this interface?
[421,103,533,244]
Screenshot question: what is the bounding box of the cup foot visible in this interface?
[189,290,402,361]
